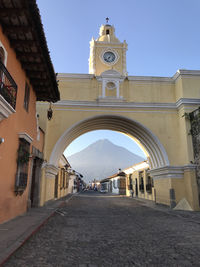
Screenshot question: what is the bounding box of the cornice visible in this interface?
[95,41,124,46]
[150,164,197,179]
[57,69,200,82]
[40,98,200,111]
[173,69,200,81]
[0,95,15,121]
[43,163,59,178]
[58,73,94,79]
[18,132,33,144]
[54,100,177,110]
[176,98,200,108]
[128,76,173,83]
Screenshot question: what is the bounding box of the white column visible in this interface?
[102,80,106,98]
[116,81,120,98]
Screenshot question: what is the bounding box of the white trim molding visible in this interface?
[150,164,197,180]
[57,69,200,83]
[0,94,16,121]
[58,73,94,79]
[173,69,200,81]
[183,164,197,171]
[18,132,33,144]
[176,98,200,109]
[0,40,8,66]
[43,163,59,179]
[128,76,173,83]
[53,98,200,111]
[96,70,125,100]
[55,100,176,109]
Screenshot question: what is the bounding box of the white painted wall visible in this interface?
[111,177,119,194]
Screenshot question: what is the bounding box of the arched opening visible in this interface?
[64,129,147,184]
[49,114,169,170]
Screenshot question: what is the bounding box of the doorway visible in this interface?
[30,158,42,207]
[135,178,138,197]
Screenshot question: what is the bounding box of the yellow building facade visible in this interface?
[37,23,200,210]
[54,155,73,200]
[124,162,155,202]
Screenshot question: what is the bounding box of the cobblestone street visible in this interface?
[4,191,200,267]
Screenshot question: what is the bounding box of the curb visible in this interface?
[0,194,74,266]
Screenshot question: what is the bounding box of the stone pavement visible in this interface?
[0,194,73,266]
[2,191,200,267]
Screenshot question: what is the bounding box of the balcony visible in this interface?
[0,61,17,121]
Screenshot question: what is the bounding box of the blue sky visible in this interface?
[37,0,200,76]
[36,0,200,157]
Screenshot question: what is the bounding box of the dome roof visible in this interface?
[97,35,120,43]
[96,24,120,43]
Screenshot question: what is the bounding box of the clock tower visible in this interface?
[89,22,128,76]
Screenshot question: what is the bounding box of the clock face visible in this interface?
[103,51,116,63]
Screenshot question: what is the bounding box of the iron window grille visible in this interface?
[15,138,30,195]
[0,61,18,109]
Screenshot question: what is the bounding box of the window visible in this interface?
[106,29,109,35]
[139,172,144,192]
[63,170,65,188]
[60,168,65,189]
[15,138,30,194]
[0,47,5,63]
[24,83,30,111]
[146,176,153,194]
[113,179,118,189]
[65,174,69,189]
[117,179,120,188]
[128,174,133,190]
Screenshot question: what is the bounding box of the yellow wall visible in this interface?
[36,24,200,210]
[154,178,171,206]
[37,71,200,209]
[41,105,189,166]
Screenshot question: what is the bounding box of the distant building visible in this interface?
[54,155,73,199]
[100,170,126,195]
[124,161,154,201]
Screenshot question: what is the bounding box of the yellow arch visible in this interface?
[49,114,169,169]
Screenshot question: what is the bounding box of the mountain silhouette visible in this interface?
[67,139,145,183]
